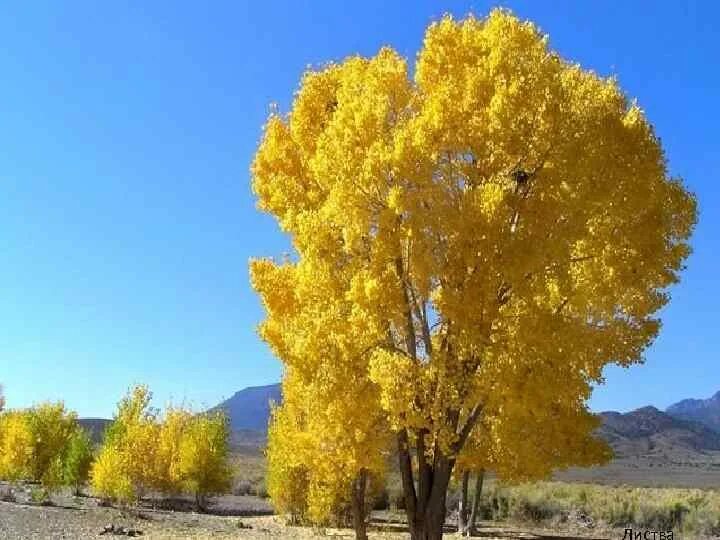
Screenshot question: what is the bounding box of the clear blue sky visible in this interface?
[1,1,717,418]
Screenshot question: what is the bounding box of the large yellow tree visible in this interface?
[251,10,696,540]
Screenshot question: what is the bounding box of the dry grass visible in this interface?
[231,453,268,497]
[482,481,720,536]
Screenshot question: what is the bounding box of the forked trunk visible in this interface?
[350,469,369,540]
[398,431,454,540]
[458,470,470,534]
[466,469,484,537]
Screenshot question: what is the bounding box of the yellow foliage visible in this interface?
[266,401,311,523]
[91,385,159,503]
[0,402,78,492]
[152,406,193,494]
[90,444,134,503]
[26,402,78,489]
[177,411,232,508]
[0,410,33,482]
[250,7,696,532]
[91,385,232,507]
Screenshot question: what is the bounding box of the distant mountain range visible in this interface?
[598,406,720,459]
[666,390,720,433]
[80,385,720,462]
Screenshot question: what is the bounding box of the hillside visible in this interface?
[210,383,281,432]
[556,406,720,488]
[597,406,720,459]
[666,390,720,433]
[78,418,113,445]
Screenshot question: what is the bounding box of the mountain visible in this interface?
[666,391,720,433]
[78,418,113,444]
[597,406,720,459]
[209,385,720,455]
[210,383,281,433]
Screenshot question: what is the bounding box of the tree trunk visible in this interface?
[458,470,470,534]
[398,431,454,540]
[466,469,484,537]
[351,469,368,540]
[195,492,207,513]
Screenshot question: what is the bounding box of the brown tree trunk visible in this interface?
[195,492,207,513]
[466,469,484,537]
[458,470,470,534]
[398,431,454,540]
[351,469,368,540]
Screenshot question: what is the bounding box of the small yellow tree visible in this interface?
[91,385,159,504]
[0,410,33,482]
[26,402,78,493]
[63,428,95,496]
[266,368,387,536]
[152,406,192,495]
[0,403,80,498]
[252,254,391,539]
[177,411,232,511]
[266,392,312,524]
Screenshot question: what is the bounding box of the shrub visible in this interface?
[233,479,253,496]
[0,403,79,495]
[63,429,94,495]
[177,412,232,511]
[0,411,33,482]
[26,403,77,489]
[479,482,720,537]
[29,486,52,506]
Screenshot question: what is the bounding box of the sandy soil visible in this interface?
[0,483,610,540]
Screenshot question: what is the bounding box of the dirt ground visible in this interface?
[0,483,610,540]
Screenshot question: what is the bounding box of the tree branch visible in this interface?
[395,257,418,360]
[452,403,483,454]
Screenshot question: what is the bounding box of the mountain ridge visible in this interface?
[666,390,720,433]
[208,383,281,433]
[79,385,720,463]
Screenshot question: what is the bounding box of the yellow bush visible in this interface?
[90,385,158,503]
[177,412,232,510]
[90,446,134,504]
[91,386,232,508]
[0,402,78,495]
[0,410,33,481]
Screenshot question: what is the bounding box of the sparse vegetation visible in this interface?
[478,482,720,537]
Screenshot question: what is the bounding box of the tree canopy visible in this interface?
[250,9,696,540]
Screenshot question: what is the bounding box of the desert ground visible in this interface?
[0,482,613,540]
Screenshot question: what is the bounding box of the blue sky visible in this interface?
[0,1,717,418]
